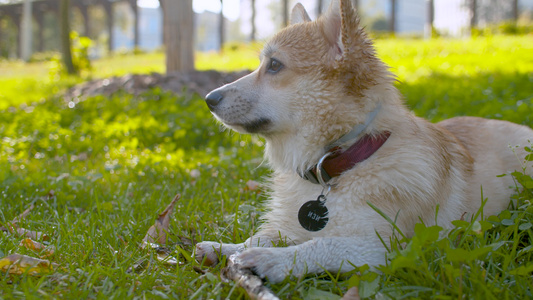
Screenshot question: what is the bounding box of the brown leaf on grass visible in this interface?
[132,194,182,271]
[12,204,35,224]
[156,253,179,265]
[0,253,55,276]
[178,236,193,247]
[341,287,361,300]
[0,204,50,241]
[142,194,181,248]
[19,238,55,257]
[1,204,36,232]
[127,248,180,273]
[128,258,149,273]
[14,227,50,241]
[245,180,260,191]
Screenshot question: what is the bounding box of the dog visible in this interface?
[195,0,533,283]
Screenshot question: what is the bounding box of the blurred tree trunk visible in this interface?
[282,0,288,27]
[389,0,396,33]
[425,0,434,39]
[129,0,139,48]
[35,13,44,52]
[103,1,114,53]
[251,0,256,41]
[60,0,76,74]
[219,0,225,51]
[317,0,323,16]
[21,0,32,61]
[469,0,477,33]
[512,0,518,22]
[163,0,194,73]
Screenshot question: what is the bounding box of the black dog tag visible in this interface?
[298,195,329,232]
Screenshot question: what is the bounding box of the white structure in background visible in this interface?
[238,0,426,39]
[109,0,533,52]
[434,0,470,36]
[434,0,533,36]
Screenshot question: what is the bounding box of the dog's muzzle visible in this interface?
[205,90,224,111]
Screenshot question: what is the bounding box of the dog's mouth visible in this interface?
[227,118,272,134]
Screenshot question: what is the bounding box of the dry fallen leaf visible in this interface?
[13,227,50,241]
[132,193,182,270]
[157,253,179,265]
[341,287,361,300]
[0,253,54,276]
[12,204,35,224]
[142,194,181,247]
[19,238,55,257]
[1,204,35,232]
[0,204,50,241]
[245,180,260,191]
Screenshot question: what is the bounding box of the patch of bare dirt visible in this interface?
[64,70,250,101]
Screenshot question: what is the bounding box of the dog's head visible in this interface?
[206,0,396,171]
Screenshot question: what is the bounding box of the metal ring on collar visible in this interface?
[316,152,332,195]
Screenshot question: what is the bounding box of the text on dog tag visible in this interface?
[298,196,329,232]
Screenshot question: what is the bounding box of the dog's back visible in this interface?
[439,117,533,214]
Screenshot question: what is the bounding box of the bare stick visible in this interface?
[221,254,280,300]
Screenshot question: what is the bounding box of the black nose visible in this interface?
[205,90,224,109]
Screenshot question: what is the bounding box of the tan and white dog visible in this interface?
[195,0,533,283]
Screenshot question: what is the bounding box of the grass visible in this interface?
[0,35,532,299]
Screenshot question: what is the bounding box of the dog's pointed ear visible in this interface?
[322,0,367,62]
[290,3,312,24]
[322,0,342,55]
[322,0,386,95]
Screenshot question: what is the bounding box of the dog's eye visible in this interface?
[267,58,283,74]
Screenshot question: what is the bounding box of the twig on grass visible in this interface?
[221,254,280,300]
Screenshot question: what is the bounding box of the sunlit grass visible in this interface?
[377,35,533,81]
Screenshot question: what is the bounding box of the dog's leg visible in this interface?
[236,236,386,283]
[195,234,280,266]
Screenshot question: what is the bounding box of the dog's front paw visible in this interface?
[237,247,300,283]
[196,241,245,266]
[195,241,222,266]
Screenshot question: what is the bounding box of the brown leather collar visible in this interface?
[301,131,391,184]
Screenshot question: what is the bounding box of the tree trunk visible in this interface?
[13,15,22,58]
[512,0,519,23]
[103,1,114,53]
[317,0,323,16]
[389,0,396,33]
[424,0,434,39]
[60,0,76,74]
[469,0,477,33]
[21,0,32,61]
[250,0,256,41]
[163,0,194,73]
[130,0,139,48]
[282,0,288,27]
[35,13,44,52]
[219,0,225,51]
[79,4,90,37]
